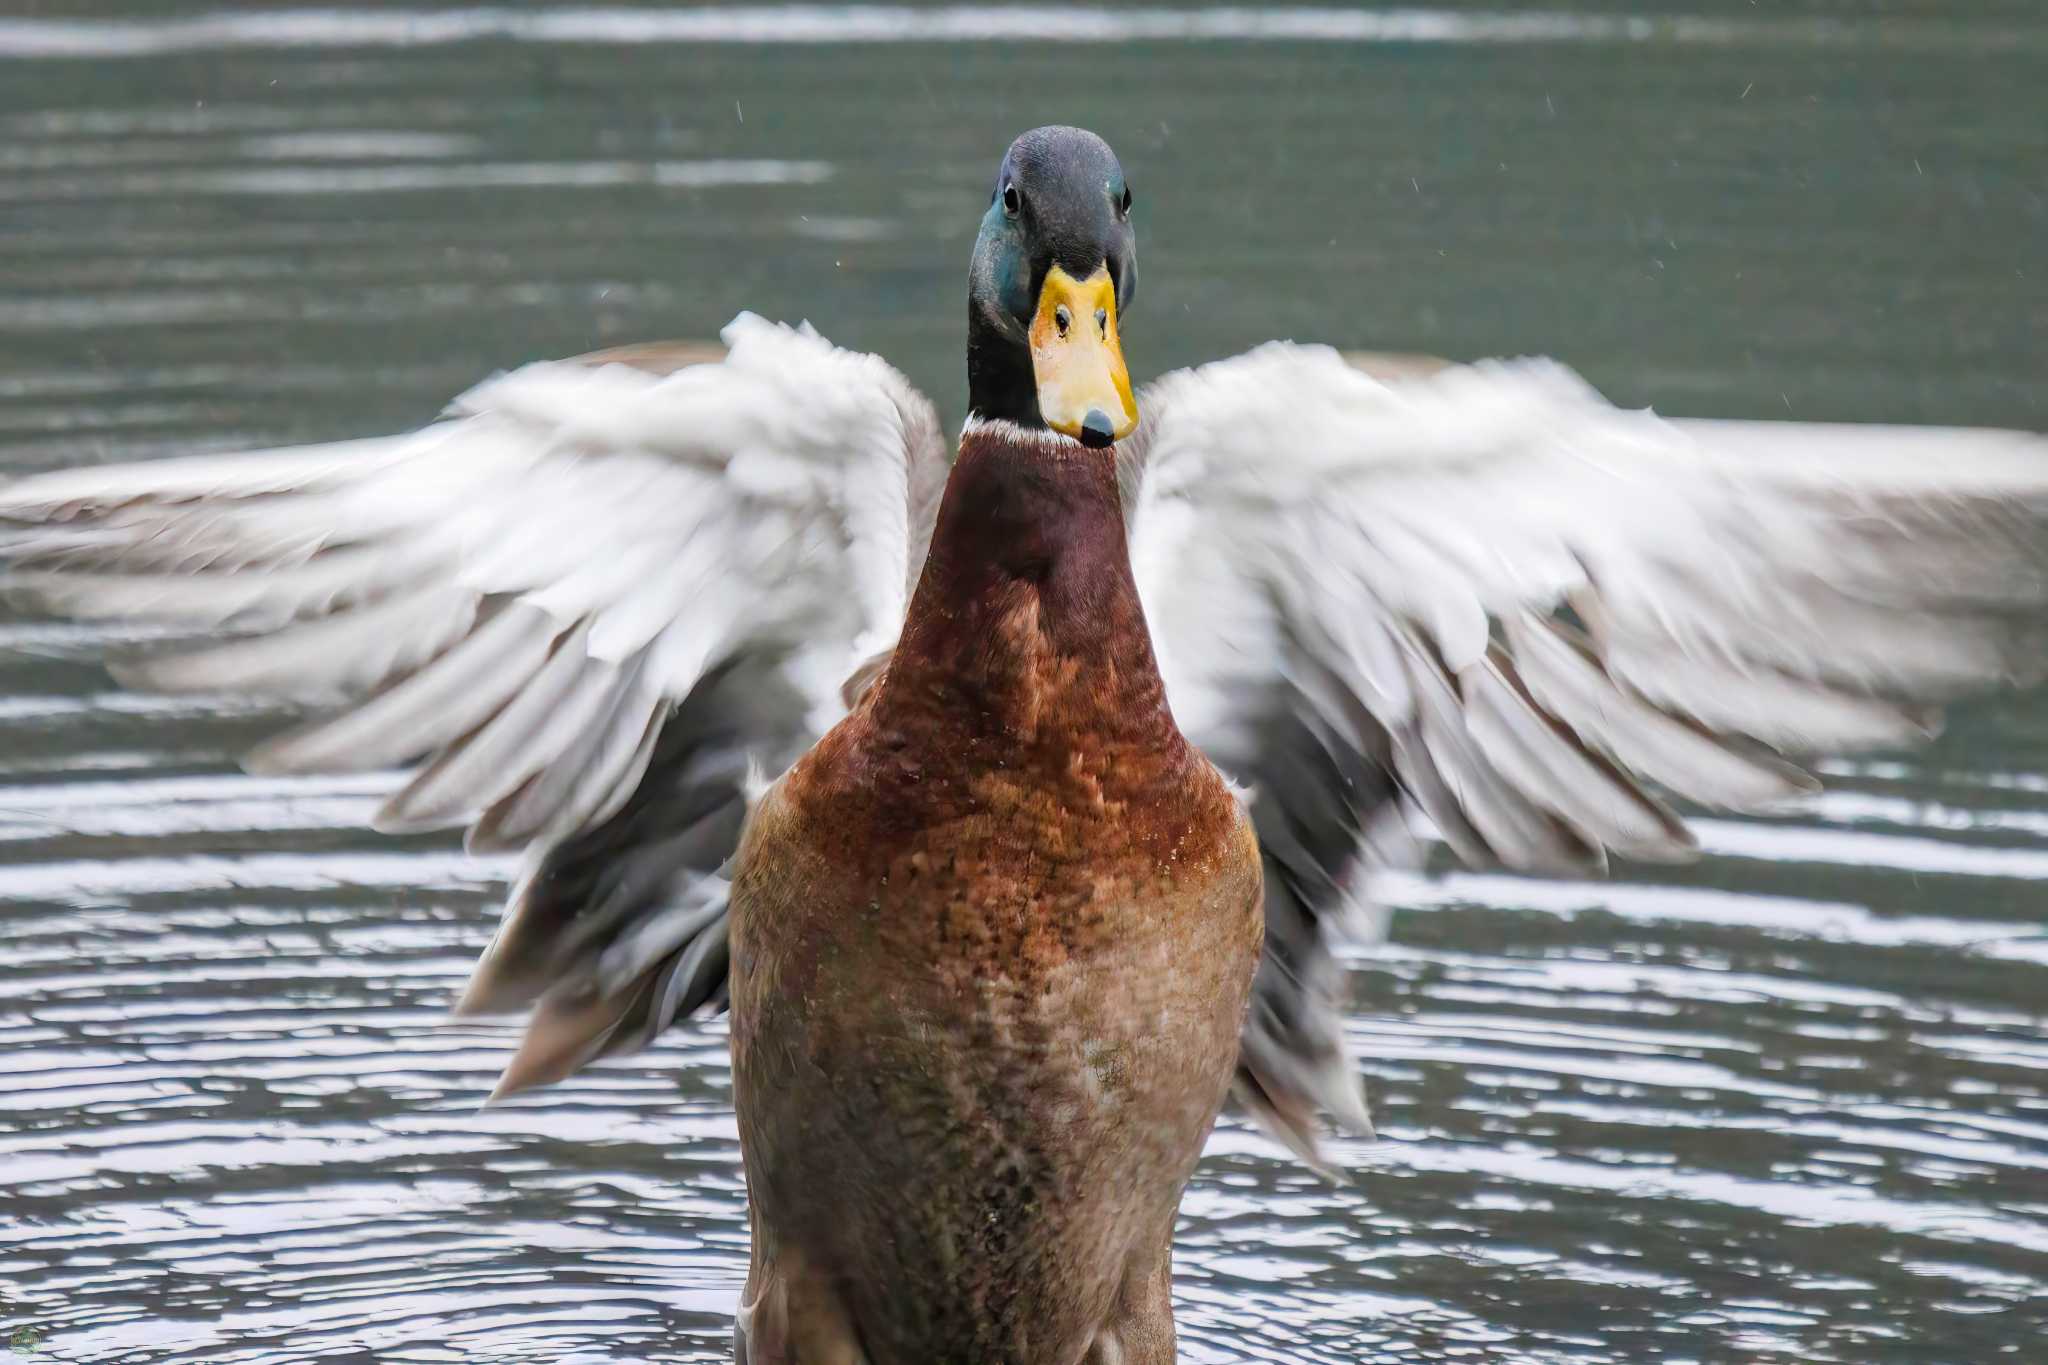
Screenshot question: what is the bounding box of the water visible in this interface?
[2,5,2045,1361]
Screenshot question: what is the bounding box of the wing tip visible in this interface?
[1233,1055,1377,1182]
[371,790,467,837]
[103,652,170,693]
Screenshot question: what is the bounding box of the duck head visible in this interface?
[968,126,1139,448]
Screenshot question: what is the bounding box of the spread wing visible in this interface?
[1124,343,2048,1165]
[0,313,948,1096]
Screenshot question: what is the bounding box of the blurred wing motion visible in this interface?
[10,319,2045,1175]
[1124,343,2048,1164]
[0,314,947,1097]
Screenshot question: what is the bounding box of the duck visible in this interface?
[4,125,2047,1362]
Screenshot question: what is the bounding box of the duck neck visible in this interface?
[876,419,1177,759]
[966,310,1045,431]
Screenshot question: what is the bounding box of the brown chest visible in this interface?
[758,672,1252,973]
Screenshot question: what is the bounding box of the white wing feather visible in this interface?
[1126,342,2048,1161]
[1132,343,2048,852]
[1,313,938,827]
[0,314,948,1091]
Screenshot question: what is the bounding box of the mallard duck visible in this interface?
[4,125,2047,1361]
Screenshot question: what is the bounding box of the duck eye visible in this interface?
[1054,304,1072,338]
[1120,184,1132,215]
[1002,182,1021,217]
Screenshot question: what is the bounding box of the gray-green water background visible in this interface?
[1,3,2045,1361]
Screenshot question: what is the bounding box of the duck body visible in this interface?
[729,421,1263,1363]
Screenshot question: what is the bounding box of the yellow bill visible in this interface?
[1030,263,1137,448]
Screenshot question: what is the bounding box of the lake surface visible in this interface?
[2,4,2046,1362]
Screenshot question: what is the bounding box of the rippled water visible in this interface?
[3,5,2046,1362]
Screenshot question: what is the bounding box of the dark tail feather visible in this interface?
[1234,851,1377,1174]
[1228,689,1396,1170]
[461,650,807,1098]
